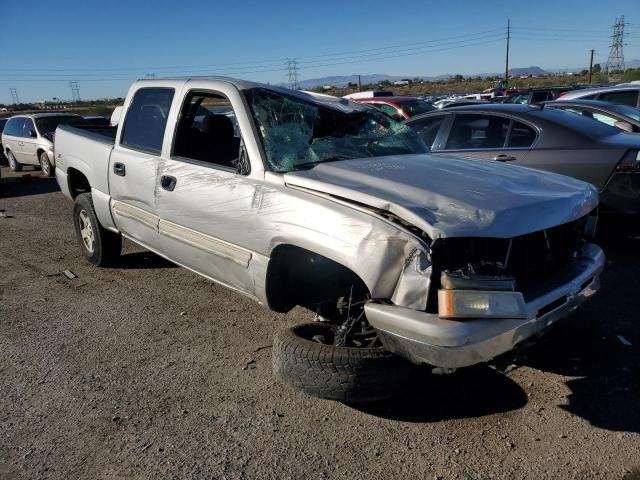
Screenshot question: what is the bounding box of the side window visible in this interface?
[445,114,509,150]
[371,103,403,121]
[173,91,241,169]
[409,116,445,149]
[121,88,174,154]
[508,121,537,147]
[591,112,618,127]
[598,90,639,107]
[531,91,549,103]
[23,118,36,137]
[3,117,25,137]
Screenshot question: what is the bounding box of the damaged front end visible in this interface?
[365,212,605,368]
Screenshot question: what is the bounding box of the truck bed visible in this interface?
[54,124,115,195]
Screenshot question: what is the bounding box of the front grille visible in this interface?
[427,218,586,312]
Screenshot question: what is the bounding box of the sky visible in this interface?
[1,0,639,104]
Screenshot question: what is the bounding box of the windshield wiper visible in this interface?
[291,155,351,171]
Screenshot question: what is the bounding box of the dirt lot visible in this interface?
[1,166,639,479]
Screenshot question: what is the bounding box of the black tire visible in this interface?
[273,322,411,403]
[7,150,22,172]
[39,151,54,177]
[73,193,122,266]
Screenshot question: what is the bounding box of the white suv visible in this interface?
[1,113,87,176]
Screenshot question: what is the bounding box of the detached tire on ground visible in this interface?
[273,322,411,403]
[73,193,122,266]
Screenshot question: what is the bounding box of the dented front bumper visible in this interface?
[365,243,605,368]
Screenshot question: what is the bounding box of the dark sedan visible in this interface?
[404,103,640,214]
[545,99,640,133]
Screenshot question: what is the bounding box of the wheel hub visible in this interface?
[78,210,95,253]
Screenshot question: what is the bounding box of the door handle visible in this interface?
[160,175,177,192]
[113,162,126,176]
[18,141,24,146]
[493,154,517,162]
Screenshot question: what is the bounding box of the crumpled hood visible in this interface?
[284,154,599,239]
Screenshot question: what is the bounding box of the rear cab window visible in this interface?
[120,88,175,154]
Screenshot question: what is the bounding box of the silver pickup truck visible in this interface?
[54,77,604,402]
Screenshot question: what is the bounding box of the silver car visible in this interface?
[557,85,640,108]
[405,103,640,215]
[1,113,87,176]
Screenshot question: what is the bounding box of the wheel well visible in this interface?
[36,148,45,158]
[67,168,91,199]
[265,245,369,320]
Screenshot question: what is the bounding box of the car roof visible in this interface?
[558,85,640,99]
[356,96,422,102]
[9,112,84,119]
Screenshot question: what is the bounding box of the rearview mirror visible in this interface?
[614,120,634,133]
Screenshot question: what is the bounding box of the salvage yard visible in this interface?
[0,167,639,479]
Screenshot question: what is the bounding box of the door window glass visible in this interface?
[508,121,537,147]
[445,114,509,150]
[121,88,174,154]
[173,91,241,169]
[598,90,639,107]
[23,118,36,138]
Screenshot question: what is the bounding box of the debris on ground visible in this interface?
[617,335,632,346]
[0,210,13,218]
[62,270,77,280]
[242,359,256,370]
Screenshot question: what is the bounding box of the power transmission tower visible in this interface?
[9,88,19,104]
[69,81,81,102]
[285,59,299,89]
[606,16,627,74]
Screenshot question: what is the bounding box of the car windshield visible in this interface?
[35,116,87,135]
[396,99,435,116]
[245,88,428,172]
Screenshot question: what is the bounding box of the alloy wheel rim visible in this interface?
[40,155,49,175]
[78,209,95,253]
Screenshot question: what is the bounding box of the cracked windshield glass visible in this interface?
[245,88,428,172]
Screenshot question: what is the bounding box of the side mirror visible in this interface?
[28,129,37,138]
[614,120,634,133]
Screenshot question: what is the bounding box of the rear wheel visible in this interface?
[7,151,22,172]
[39,151,54,177]
[73,193,122,266]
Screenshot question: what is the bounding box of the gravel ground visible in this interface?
[1,166,639,479]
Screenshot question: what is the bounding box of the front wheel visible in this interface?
[7,151,22,172]
[39,151,54,177]
[272,322,411,403]
[73,193,122,266]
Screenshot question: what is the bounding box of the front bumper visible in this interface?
[365,243,605,368]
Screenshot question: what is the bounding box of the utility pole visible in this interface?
[588,49,595,84]
[9,88,19,105]
[358,75,361,92]
[504,18,510,89]
[606,16,627,75]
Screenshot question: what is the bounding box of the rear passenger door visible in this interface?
[2,117,25,161]
[108,87,176,252]
[432,113,536,163]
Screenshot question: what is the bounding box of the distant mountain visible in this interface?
[507,66,549,76]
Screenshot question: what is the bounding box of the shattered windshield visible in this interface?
[245,88,428,172]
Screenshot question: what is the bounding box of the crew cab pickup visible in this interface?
[54,77,605,402]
